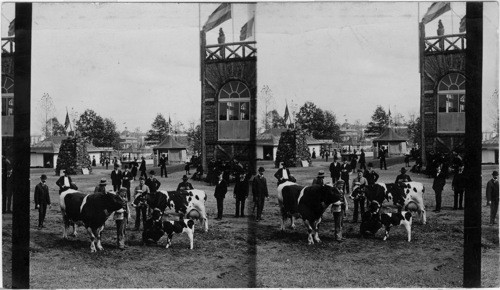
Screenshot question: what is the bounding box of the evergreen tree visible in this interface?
[365,105,390,137]
[146,113,169,142]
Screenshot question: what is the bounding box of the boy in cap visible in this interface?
[312,170,325,186]
[177,175,194,192]
[252,167,269,221]
[486,170,499,225]
[34,174,51,229]
[395,167,412,184]
[94,178,108,194]
[331,179,348,241]
[133,177,150,231]
[351,169,368,223]
[114,188,130,249]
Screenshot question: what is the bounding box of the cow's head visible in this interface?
[104,191,126,212]
[168,190,189,214]
[319,184,341,206]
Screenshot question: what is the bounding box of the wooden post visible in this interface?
[463,2,483,288]
[418,22,426,165]
[12,3,31,288]
[200,30,207,173]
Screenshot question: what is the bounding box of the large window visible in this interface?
[218,81,251,140]
[2,76,14,116]
[437,73,465,133]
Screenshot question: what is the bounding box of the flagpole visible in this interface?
[231,3,235,43]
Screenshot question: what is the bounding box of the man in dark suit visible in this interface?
[122,165,133,201]
[274,162,292,185]
[34,174,51,228]
[329,158,341,183]
[252,167,269,222]
[111,164,123,192]
[139,156,147,179]
[379,147,387,170]
[340,159,352,193]
[452,165,466,210]
[146,170,161,194]
[56,169,73,194]
[432,163,447,212]
[214,172,228,220]
[159,154,168,178]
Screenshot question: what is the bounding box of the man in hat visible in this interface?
[432,163,447,213]
[486,170,498,207]
[56,169,73,194]
[34,174,51,229]
[395,167,412,184]
[379,146,387,170]
[111,164,123,192]
[363,162,379,186]
[312,170,326,186]
[159,154,168,178]
[351,169,368,223]
[114,188,130,249]
[252,167,269,221]
[233,173,249,217]
[274,162,293,186]
[452,165,466,210]
[214,172,228,220]
[331,179,347,241]
[177,175,194,192]
[329,157,341,184]
[486,170,499,225]
[340,158,352,193]
[139,156,147,179]
[94,178,108,194]
[122,165,133,201]
[146,170,161,193]
[133,177,150,231]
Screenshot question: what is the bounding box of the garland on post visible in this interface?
[275,129,312,168]
[56,137,92,175]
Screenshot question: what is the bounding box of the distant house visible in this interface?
[482,136,499,164]
[30,136,113,168]
[372,127,408,157]
[153,135,188,164]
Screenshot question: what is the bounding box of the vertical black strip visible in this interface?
[12,3,31,289]
[463,2,482,288]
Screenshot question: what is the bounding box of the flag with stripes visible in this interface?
[459,16,466,33]
[64,112,71,130]
[240,17,255,41]
[203,3,232,32]
[421,2,451,24]
[284,104,290,124]
[8,19,15,36]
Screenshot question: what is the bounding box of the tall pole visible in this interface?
[419,21,426,165]
[12,3,31,288]
[200,29,207,173]
[463,2,483,288]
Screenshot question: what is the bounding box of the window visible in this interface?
[437,73,465,132]
[2,76,14,116]
[218,81,251,140]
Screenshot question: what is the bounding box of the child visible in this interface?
[331,180,348,241]
[34,174,51,229]
[114,188,130,250]
[143,208,165,245]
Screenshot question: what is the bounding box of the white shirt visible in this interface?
[64,176,70,187]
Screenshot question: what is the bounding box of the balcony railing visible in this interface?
[2,37,15,54]
[205,41,256,62]
[424,33,466,54]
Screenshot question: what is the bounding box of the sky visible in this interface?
[0,2,498,135]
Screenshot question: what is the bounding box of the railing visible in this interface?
[205,41,256,61]
[424,33,466,54]
[2,37,15,54]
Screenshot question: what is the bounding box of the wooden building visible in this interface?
[419,22,466,164]
[200,31,257,172]
[372,127,408,157]
[153,135,188,164]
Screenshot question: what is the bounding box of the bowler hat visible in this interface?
[114,163,119,168]
[493,171,499,176]
[258,167,265,172]
[149,170,156,175]
[182,175,189,180]
[99,178,107,185]
[400,167,407,173]
[317,170,325,178]
[41,174,47,180]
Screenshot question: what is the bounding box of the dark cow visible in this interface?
[368,182,426,225]
[149,189,208,232]
[278,182,341,244]
[162,218,196,249]
[360,201,413,242]
[60,189,124,252]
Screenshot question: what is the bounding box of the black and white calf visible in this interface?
[360,201,413,242]
[162,218,195,249]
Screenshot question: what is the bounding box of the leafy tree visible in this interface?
[75,109,120,148]
[365,105,389,137]
[295,101,341,140]
[49,117,66,136]
[267,109,286,129]
[407,116,422,147]
[187,123,202,155]
[38,93,56,138]
[146,113,169,142]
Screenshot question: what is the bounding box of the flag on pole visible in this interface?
[64,111,71,131]
[284,104,290,124]
[8,19,15,36]
[459,16,466,33]
[421,2,451,24]
[202,3,232,32]
[239,17,255,41]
